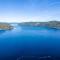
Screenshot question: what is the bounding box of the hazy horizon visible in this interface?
[0,0,60,22]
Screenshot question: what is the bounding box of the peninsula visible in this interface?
[0,23,13,30]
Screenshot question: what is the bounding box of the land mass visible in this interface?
[18,21,60,29]
[0,21,60,30]
[0,23,13,30]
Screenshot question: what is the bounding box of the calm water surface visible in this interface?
[0,25,60,60]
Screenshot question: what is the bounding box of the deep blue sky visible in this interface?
[0,0,60,22]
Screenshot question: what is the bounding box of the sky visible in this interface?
[0,0,60,22]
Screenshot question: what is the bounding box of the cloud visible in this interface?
[0,16,28,22]
[0,14,59,22]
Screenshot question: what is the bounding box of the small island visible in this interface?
[18,21,60,29]
[0,23,13,30]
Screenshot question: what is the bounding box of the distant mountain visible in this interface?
[18,21,60,29]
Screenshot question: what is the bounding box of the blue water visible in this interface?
[0,25,60,60]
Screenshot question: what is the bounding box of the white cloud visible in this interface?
[0,15,59,23]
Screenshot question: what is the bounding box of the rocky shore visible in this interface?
[0,23,13,30]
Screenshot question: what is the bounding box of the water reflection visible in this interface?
[17,56,60,60]
[0,30,6,35]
